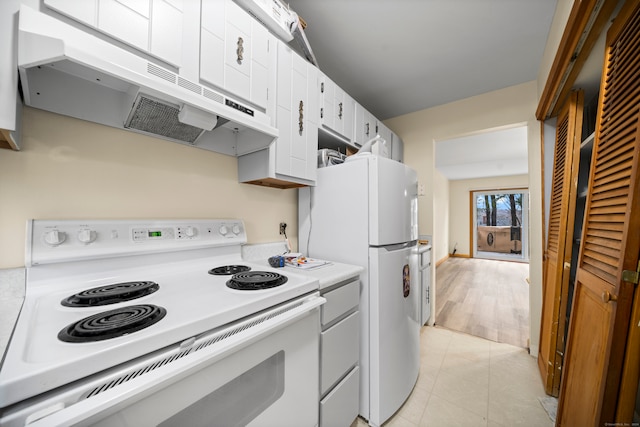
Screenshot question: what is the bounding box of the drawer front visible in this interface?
[321,311,359,394]
[321,279,359,326]
[320,366,360,427]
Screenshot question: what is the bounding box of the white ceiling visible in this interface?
[285,0,558,120]
[435,126,529,180]
[284,0,557,180]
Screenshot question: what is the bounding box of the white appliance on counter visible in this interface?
[299,155,420,427]
[0,219,323,427]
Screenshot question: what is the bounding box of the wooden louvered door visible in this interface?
[556,1,640,425]
[538,90,583,397]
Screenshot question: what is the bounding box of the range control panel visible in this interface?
[27,219,246,266]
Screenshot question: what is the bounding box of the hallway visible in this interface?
[353,327,553,426]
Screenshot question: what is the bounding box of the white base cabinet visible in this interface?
[319,278,360,427]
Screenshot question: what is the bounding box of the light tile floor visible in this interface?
[353,326,555,427]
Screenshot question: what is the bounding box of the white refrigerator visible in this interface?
[299,155,420,427]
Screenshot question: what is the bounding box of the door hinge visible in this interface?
[622,261,640,285]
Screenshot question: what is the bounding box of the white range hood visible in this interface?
[17,5,278,156]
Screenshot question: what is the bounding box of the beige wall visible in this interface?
[0,108,298,268]
[449,174,529,257]
[433,169,449,264]
[385,81,543,355]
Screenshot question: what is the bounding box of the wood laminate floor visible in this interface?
[435,257,530,348]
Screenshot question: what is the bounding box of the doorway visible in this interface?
[472,189,529,262]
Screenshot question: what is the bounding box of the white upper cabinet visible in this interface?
[376,120,393,148]
[275,41,318,182]
[335,87,355,142]
[149,0,183,66]
[390,131,404,162]
[354,102,376,146]
[318,73,354,142]
[318,73,335,131]
[237,41,318,188]
[44,0,184,66]
[200,0,273,110]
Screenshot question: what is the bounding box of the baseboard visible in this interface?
[450,253,471,258]
[436,255,449,267]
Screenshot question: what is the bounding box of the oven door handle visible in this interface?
[25,294,326,427]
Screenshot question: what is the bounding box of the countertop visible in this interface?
[242,242,363,291]
[0,242,363,362]
[0,268,25,360]
[277,261,363,291]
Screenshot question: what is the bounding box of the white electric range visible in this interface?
[0,219,323,427]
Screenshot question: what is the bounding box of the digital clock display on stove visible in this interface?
[148,231,162,238]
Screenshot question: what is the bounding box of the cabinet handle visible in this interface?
[376,123,379,134]
[320,107,323,119]
[339,102,343,120]
[320,82,324,93]
[236,37,244,64]
[299,100,304,135]
[365,122,370,136]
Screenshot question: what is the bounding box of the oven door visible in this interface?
[19,294,324,427]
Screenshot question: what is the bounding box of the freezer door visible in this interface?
[368,242,420,426]
[369,157,418,246]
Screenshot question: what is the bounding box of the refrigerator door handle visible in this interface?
[373,240,418,251]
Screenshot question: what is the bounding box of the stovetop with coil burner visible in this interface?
[0,219,319,409]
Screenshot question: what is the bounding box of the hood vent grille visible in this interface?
[178,76,201,94]
[147,63,176,84]
[203,88,224,104]
[125,95,205,143]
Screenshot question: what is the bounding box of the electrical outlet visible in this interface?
[279,222,287,235]
[418,183,426,196]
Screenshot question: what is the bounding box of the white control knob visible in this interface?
[218,225,229,236]
[77,229,97,244]
[185,226,197,238]
[44,230,66,247]
[232,224,241,235]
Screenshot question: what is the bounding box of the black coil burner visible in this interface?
[61,281,160,307]
[226,271,288,290]
[58,304,167,343]
[208,265,251,275]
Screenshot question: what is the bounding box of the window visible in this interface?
[472,190,529,262]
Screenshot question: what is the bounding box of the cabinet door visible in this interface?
[376,121,393,155]
[150,0,183,66]
[340,92,355,142]
[200,0,270,109]
[275,42,317,182]
[249,21,272,109]
[537,90,583,397]
[200,0,225,89]
[354,102,375,146]
[99,0,150,51]
[45,0,97,26]
[223,1,252,102]
[319,75,354,142]
[319,73,335,131]
[390,131,404,161]
[46,0,182,66]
